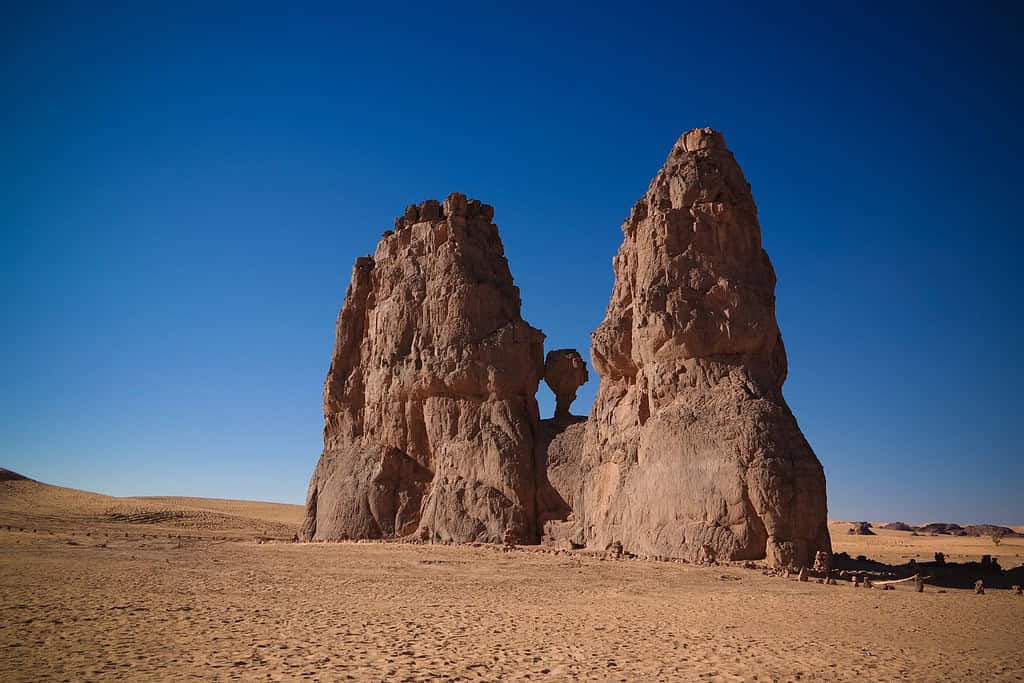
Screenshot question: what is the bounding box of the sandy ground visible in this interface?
[1,475,1022,681]
[828,521,1024,566]
[0,474,302,540]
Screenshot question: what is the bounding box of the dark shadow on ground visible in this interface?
[832,552,1024,589]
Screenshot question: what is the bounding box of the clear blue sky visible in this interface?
[3,2,1022,524]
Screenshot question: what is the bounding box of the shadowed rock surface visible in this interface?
[547,128,830,567]
[301,193,545,544]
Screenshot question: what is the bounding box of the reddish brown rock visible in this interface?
[543,349,588,419]
[534,414,588,547]
[558,127,830,567]
[301,193,545,544]
[302,129,829,566]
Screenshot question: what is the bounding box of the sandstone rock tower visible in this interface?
[570,128,830,566]
[300,193,545,543]
[302,129,829,567]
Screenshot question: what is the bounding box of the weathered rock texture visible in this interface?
[301,193,545,544]
[556,128,830,567]
[302,128,829,568]
[543,349,588,419]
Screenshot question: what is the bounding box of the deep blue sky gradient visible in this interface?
[3,2,1022,523]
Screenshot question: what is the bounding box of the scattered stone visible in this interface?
[502,528,517,551]
[813,550,832,576]
[980,555,1000,570]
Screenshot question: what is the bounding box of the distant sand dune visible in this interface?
[0,468,302,538]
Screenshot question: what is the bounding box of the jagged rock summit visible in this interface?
[301,193,545,544]
[302,129,830,567]
[559,127,830,566]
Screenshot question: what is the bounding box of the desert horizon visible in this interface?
[2,468,1022,681]
[5,467,1021,541]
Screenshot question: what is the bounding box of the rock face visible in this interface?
[301,193,545,544]
[558,128,830,567]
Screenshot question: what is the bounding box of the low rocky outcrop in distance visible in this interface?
[963,524,1018,538]
[877,521,1018,537]
[917,523,965,535]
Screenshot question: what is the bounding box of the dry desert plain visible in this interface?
[1,470,1021,682]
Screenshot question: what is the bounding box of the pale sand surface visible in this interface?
[0,475,302,539]
[1,476,1022,681]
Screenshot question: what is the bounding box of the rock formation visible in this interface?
[543,349,588,420]
[301,193,545,544]
[534,350,590,546]
[301,128,830,568]
[545,127,830,567]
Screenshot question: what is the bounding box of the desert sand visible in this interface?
[829,520,1024,567]
[1,473,1022,681]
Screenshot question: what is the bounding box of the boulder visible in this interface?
[543,349,588,420]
